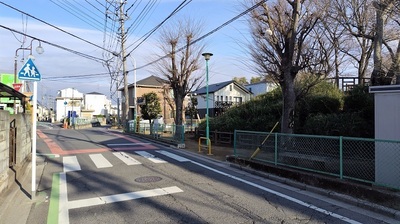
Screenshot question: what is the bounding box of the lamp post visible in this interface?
[13,39,44,112]
[202,52,213,150]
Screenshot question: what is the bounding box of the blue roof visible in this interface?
[192,80,251,95]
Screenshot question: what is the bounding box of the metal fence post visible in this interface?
[233,130,237,156]
[274,133,278,165]
[339,136,343,179]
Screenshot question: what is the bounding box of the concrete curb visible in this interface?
[229,163,400,220]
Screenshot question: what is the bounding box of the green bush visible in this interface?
[302,112,374,138]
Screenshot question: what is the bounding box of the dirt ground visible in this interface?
[183,133,235,161]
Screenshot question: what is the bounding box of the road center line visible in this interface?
[67,186,183,209]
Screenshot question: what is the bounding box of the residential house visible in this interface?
[245,81,276,97]
[55,88,84,122]
[191,80,252,118]
[82,92,111,120]
[121,75,175,124]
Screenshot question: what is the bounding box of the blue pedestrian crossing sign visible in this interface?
[18,58,41,81]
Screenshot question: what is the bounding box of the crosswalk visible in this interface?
[62,150,185,173]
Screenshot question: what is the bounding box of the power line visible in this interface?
[125,0,192,56]
[0,1,116,55]
[133,0,268,71]
[0,25,106,63]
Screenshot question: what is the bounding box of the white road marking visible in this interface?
[156,150,190,162]
[190,160,362,224]
[107,143,151,146]
[113,152,142,165]
[89,154,113,168]
[67,186,183,209]
[135,151,166,163]
[59,173,69,224]
[63,156,81,173]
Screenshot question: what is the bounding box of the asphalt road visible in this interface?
[27,124,398,224]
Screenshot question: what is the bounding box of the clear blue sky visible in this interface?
[0,0,256,103]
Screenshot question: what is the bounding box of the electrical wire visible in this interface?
[0,25,106,63]
[0,1,116,55]
[125,0,192,56]
[133,0,268,71]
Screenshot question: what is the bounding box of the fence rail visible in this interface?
[234,130,400,190]
[126,122,185,144]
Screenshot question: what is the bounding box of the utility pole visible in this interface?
[119,0,129,130]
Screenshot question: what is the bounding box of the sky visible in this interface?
[0,0,256,105]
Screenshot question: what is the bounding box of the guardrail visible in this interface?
[234,130,400,190]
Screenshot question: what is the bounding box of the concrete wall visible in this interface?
[0,111,32,194]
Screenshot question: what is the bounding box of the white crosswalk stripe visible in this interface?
[63,156,81,173]
[89,154,113,168]
[62,150,184,172]
[135,151,167,163]
[113,152,142,165]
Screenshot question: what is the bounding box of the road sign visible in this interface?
[18,58,41,81]
[12,83,23,91]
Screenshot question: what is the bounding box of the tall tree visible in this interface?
[250,76,262,84]
[154,18,204,130]
[371,0,400,85]
[328,0,375,84]
[233,77,249,85]
[247,0,332,133]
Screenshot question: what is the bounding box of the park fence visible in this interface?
[126,122,186,144]
[234,130,400,191]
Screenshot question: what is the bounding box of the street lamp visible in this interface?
[13,39,44,112]
[202,52,213,151]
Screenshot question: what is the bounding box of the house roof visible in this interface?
[127,75,169,88]
[192,80,252,95]
[86,92,104,95]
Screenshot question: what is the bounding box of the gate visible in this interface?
[9,119,16,167]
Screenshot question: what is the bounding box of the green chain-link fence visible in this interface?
[234,130,400,190]
[126,122,185,144]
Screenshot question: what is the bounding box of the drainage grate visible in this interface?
[135,176,162,183]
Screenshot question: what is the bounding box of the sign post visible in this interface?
[18,58,41,197]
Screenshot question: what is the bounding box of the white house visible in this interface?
[84,92,111,117]
[55,88,84,122]
[245,81,276,97]
[191,80,252,118]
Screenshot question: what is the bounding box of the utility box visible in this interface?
[369,85,400,189]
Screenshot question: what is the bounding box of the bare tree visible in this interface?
[154,18,205,129]
[328,0,375,84]
[371,0,400,85]
[247,0,332,133]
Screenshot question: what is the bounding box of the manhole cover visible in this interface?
[135,176,162,183]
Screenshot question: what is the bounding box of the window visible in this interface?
[225,96,228,101]
[230,85,232,91]
[229,96,232,101]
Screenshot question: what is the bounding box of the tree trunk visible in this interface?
[371,1,386,85]
[281,74,296,134]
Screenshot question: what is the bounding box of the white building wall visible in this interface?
[196,93,215,109]
[370,85,400,189]
[84,94,109,115]
[55,88,84,122]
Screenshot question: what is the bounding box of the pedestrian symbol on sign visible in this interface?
[18,58,41,81]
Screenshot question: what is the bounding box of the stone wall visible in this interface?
[0,112,32,194]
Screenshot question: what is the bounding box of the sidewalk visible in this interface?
[0,156,47,224]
